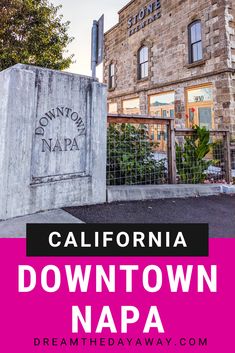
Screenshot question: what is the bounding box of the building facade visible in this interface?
[104,0,235,137]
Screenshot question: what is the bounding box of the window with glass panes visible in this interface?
[189,21,203,63]
[109,63,115,89]
[138,46,148,79]
[122,98,140,115]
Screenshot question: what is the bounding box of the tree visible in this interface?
[0,0,74,71]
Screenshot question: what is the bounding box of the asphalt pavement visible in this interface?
[65,195,235,238]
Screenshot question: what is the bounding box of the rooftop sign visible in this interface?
[127,0,161,37]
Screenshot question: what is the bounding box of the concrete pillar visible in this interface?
[0,64,107,220]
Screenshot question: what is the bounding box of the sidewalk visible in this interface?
[0,209,83,238]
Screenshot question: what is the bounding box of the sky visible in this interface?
[51,0,128,78]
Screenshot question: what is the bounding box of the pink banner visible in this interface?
[0,239,234,352]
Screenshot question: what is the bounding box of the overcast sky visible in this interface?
[51,0,127,77]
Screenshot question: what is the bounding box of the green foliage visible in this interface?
[176,125,213,184]
[107,123,167,185]
[0,0,74,71]
[212,140,224,165]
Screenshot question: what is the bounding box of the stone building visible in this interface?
[104,0,235,137]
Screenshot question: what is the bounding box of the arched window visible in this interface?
[109,63,115,89]
[138,46,149,79]
[188,21,203,63]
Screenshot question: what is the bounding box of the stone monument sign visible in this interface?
[0,64,107,220]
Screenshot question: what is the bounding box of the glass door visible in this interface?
[186,85,214,129]
[198,107,212,130]
[149,92,175,152]
[187,106,213,129]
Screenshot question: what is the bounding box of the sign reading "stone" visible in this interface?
[127,0,161,37]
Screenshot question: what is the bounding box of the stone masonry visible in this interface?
[104,0,235,135]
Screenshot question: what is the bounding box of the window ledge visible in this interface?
[136,77,149,84]
[186,59,206,69]
[108,87,116,92]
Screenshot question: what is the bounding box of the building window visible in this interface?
[188,21,203,63]
[138,46,149,80]
[149,92,175,118]
[186,85,214,129]
[122,98,140,115]
[109,63,115,89]
[149,92,175,152]
[108,102,118,114]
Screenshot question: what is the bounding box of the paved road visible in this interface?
[65,195,235,238]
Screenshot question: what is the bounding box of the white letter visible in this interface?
[18,265,36,292]
[166,232,170,247]
[174,232,187,247]
[65,265,91,292]
[149,232,161,247]
[144,306,164,333]
[48,232,61,247]
[95,232,99,247]
[121,306,140,333]
[133,232,145,247]
[81,232,91,247]
[41,265,61,293]
[167,265,193,292]
[143,265,162,292]
[198,265,217,292]
[96,306,117,333]
[120,265,139,292]
[72,306,91,333]
[103,232,113,247]
[116,232,129,247]
[96,265,115,292]
[64,232,78,247]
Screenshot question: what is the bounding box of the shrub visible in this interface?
[107,123,167,185]
[176,125,214,184]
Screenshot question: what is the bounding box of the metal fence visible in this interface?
[175,129,231,184]
[107,114,233,186]
[107,114,172,185]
